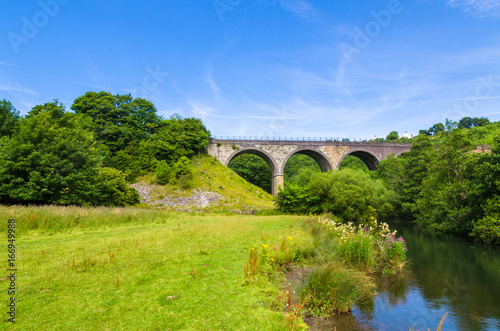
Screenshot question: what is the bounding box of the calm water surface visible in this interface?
[326,221,500,331]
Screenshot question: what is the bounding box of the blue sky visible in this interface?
[1,0,500,139]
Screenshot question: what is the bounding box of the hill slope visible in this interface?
[132,154,274,212]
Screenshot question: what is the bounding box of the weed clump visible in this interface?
[298,263,375,316]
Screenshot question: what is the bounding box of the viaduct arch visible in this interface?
[207,139,412,195]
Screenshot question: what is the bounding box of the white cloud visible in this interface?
[0,86,39,94]
[447,0,500,17]
[203,70,220,98]
[278,0,319,19]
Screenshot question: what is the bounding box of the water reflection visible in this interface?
[308,222,500,330]
[347,221,500,331]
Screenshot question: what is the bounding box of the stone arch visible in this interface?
[226,148,282,195]
[281,148,334,175]
[337,150,380,171]
[226,148,279,176]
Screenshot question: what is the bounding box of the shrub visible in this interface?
[95,168,140,206]
[169,156,194,188]
[154,114,211,164]
[155,160,170,185]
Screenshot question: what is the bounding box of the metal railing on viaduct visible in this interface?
[211,136,410,143]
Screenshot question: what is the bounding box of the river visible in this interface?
[322,221,500,330]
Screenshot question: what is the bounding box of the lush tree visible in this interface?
[386,131,399,141]
[376,126,500,243]
[276,169,396,220]
[458,116,490,129]
[339,155,369,172]
[429,123,445,135]
[0,101,102,205]
[111,139,157,181]
[284,154,321,186]
[414,130,477,234]
[71,91,161,154]
[419,129,431,136]
[0,100,20,137]
[154,114,211,164]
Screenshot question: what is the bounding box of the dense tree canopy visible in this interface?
[0,99,20,137]
[276,168,395,220]
[376,124,500,244]
[0,101,102,205]
[386,131,399,141]
[0,94,212,206]
[154,114,211,164]
[71,91,161,154]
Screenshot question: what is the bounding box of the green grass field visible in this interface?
[1,206,310,330]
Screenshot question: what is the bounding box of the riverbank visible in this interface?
[8,206,491,330]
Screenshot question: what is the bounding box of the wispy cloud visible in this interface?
[447,0,500,17]
[0,62,16,67]
[0,86,39,95]
[79,82,108,90]
[203,70,220,98]
[278,0,319,19]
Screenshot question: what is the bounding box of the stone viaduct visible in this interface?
[207,139,412,195]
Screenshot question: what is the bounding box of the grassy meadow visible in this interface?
[1,206,311,330]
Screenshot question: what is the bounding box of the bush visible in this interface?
[112,139,158,182]
[170,156,194,188]
[155,160,170,185]
[95,168,140,206]
[471,216,500,245]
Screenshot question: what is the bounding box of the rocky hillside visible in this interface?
[132,154,275,212]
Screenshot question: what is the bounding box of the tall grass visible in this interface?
[0,205,180,234]
[298,263,375,316]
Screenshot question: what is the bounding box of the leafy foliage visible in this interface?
[339,155,369,172]
[377,122,500,244]
[111,139,157,181]
[0,99,20,137]
[72,91,161,153]
[386,131,399,141]
[0,101,102,205]
[284,154,321,186]
[276,168,396,220]
[155,160,170,185]
[154,114,211,165]
[95,167,140,206]
[169,156,194,189]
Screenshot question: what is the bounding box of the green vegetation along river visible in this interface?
[334,221,500,330]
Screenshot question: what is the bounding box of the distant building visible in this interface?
[402,132,413,139]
